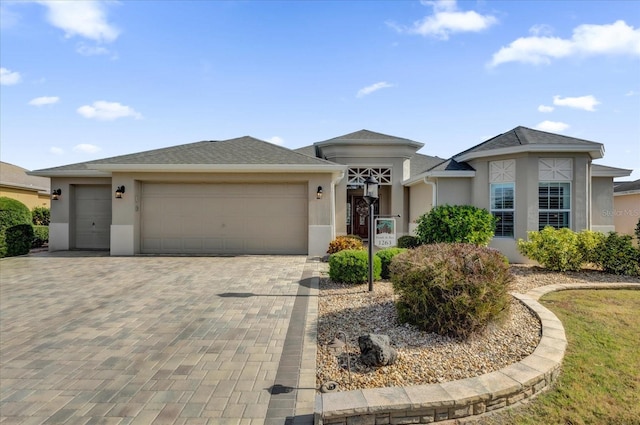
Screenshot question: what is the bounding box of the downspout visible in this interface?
[423,176,437,207]
[331,171,346,239]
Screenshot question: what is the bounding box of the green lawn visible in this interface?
[478,289,640,425]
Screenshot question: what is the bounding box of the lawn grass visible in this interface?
[478,289,640,425]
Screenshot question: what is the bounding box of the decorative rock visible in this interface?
[358,334,397,367]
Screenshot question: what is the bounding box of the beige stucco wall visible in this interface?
[0,187,50,209]
[591,176,615,232]
[613,192,640,237]
[51,172,338,257]
[408,182,434,235]
[435,178,472,205]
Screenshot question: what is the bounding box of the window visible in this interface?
[490,183,515,237]
[539,182,570,229]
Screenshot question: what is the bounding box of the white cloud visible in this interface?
[538,105,554,113]
[357,81,395,98]
[0,67,21,85]
[553,95,600,111]
[391,0,497,40]
[267,136,285,146]
[37,0,120,43]
[73,144,101,154]
[77,101,142,121]
[76,42,111,56]
[489,20,640,67]
[29,96,60,106]
[50,147,64,155]
[535,120,570,132]
[625,90,638,97]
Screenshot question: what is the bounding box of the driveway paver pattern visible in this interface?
[0,253,315,425]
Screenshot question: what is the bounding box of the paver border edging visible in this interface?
[314,282,640,425]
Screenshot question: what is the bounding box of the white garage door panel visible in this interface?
[141,183,307,254]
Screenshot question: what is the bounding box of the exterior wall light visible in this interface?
[316,186,323,199]
[51,189,62,201]
[115,186,125,199]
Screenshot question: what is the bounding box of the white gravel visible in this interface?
[316,264,640,392]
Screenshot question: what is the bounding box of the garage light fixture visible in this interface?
[316,186,323,199]
[51,188,62,201]
[115,186,125,199]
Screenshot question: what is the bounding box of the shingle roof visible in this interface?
[316,129,424,148]
[614,179,640,193]
[410,153,447,177]
[426,158,476,173]
[455,126,603,160]
[32,136,338,174]
[0,162,50,192]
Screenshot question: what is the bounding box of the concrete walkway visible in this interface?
[0,252,320,425]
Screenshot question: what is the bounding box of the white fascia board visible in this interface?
[591,168,632,177]
[456,144,604,162]
[614,189,640,196]
[315,138,424,150]
[90,163,347,173]
[403,170,476,186]
[27,169,112,178]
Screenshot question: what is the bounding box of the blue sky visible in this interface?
[1,0,639,180]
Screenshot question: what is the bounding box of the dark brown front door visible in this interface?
[352,197,369,239]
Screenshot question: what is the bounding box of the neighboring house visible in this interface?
[612,179,640,238]
[30,126,632,261]
[0,161,51,209]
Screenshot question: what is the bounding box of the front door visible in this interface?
[351,196,379,240]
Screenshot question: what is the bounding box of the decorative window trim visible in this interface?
[490,160,515,183]
[539,158,573,181]
[347,167,392,186]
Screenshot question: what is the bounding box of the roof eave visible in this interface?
[315,139,424,150]
[28,170,112,178]
[403,170,476,186]
[456,144,604,162]
[91,164,348,173]
[591,168,632,178]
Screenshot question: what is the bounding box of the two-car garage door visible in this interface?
[141,183,308,255]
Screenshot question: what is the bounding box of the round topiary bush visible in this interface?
[5,224,34,257]
[0,197,32,232]
[397,235,419,249]
[414,204,497,246]
[375,247,406,279]
[328,249,381,284]
[390,243,513,339]
[517,226,583,272]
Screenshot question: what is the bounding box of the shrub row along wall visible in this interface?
[314,283,639,425]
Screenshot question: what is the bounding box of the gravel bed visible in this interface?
[316,264,640,392]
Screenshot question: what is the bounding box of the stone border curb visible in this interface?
[313,282,640,424]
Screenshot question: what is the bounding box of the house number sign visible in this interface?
[374,218,396,248]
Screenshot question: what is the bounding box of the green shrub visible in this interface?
[0,197,33,258]
[390,243,512,339]
[31,206,50,226]
[5,224,34,257]
[328,249,381,284]
[32,225,49,248]
[397,235,420,249]
[375,247,407,279]
[415,204,496,246]
[596,232,640,276]
[0,197,32,233]
[344,234,363,242]
[517,226,583,272]
[327,235,365,254]
[576,230,606,265]
[635,217,640,244]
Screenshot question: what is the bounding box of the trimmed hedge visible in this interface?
[397,235,420,249]
[328,249,381,284]
[32,225,49,248]
[597,232,640,276]
[415,204,496,246]
[5,224,34,257]
[375,247,407,279]
[390,243,513,339]
[517,226,583,272]
[32,206,50,226]
[0,197,33,258]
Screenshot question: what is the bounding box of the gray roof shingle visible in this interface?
[316,129,424,147]
[32,136,338,174]
[1,162,50,192]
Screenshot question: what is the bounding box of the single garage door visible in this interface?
[74,185,112,250]
[141,183,308,254]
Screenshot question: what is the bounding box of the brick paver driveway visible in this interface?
[0,252,317,425]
